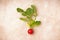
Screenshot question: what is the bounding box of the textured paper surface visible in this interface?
[0,0,60,40]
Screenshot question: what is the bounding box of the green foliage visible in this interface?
[25,8,34,17]
[31,5,37,17]
[17,5,41,28]
[35,21,41,25]
[20,18,28,21]
[28,20,41,28]
[17,8,24,13]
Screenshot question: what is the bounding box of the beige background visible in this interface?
[0,0,60,40]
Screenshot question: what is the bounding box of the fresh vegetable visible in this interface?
[17,5,41,34]
[28,29,34,34]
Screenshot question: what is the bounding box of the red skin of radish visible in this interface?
[28,29,34,34]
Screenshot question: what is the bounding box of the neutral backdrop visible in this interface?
[0,0,60,40]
